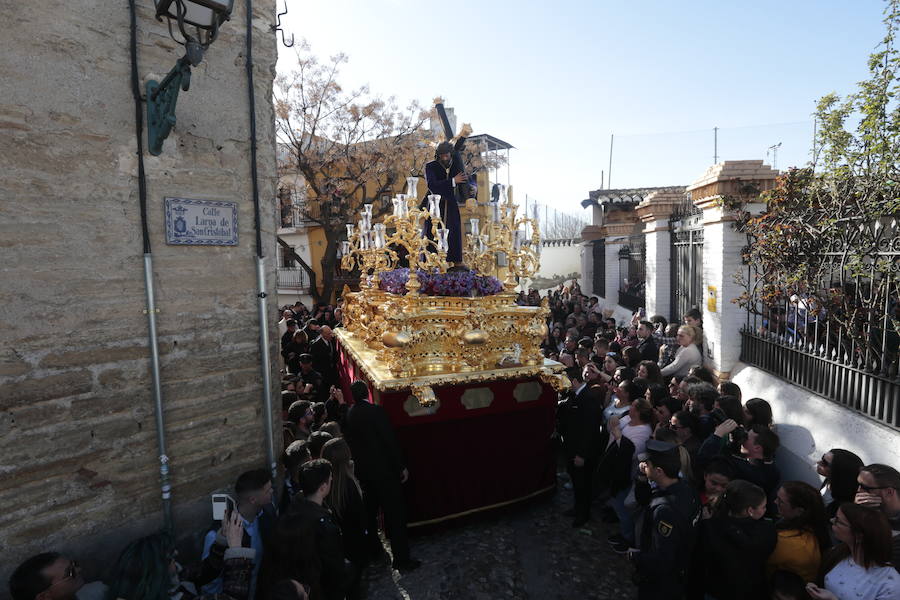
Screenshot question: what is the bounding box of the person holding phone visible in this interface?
[200,470,275,600]
[105,512,251,600]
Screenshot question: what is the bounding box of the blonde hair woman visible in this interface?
[660,325,703,378]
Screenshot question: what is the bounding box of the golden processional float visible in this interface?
[336,176,570,413]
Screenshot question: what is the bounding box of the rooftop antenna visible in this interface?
[767,142,782,170]
[713,126,719,164]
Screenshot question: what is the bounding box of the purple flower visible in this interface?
[377,268,502,297]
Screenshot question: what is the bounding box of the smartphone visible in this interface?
[211,494,235,521]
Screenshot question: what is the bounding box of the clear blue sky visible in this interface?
[281,0,888,215]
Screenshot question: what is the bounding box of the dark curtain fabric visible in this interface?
[337,343,556,525]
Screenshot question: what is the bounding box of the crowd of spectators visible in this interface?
[10,298,424,600]
[9,288,900,600]
[549,280,900,599]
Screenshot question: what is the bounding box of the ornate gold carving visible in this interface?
[340,291,552,378]
[334,178,555,394]
[336,326,565,393]
[539,370,572,392]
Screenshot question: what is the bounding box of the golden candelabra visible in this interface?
[340,176,448,292]
[337,178,567,405]
[463,185,541,290]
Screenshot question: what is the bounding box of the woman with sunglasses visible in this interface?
[806,503,900,600]
[816,448,864,518]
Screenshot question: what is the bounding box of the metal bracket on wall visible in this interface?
[146,55,193,156]
[271,1,294,48]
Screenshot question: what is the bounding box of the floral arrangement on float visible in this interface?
[378,268,504,297]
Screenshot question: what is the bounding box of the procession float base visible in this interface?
[336,323,569,527]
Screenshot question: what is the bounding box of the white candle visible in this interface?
[406,176,419,197]
[470,218,479,237]
[513,229,522,251]
[341,241,350,255]
[346,223,354,238]
[492,203,501,223]
[428,195,441,219]
[438,228,449,251]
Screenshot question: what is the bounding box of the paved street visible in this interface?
[365,482,637,600]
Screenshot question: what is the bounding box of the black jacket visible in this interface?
[637,335,659,362]
[330,481,370,566]
[309,336,337,384]
[697,434,781,515]
[557,384,604,460]
[283,499,349,600]
[689,515,777,600]
[344,399,404,482]
[633,479,701,594]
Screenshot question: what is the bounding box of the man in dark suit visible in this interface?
[343,380,421,573]
[636,320,659,363]
[280,319,298,356]
[423,141,467,268]
[309,326,337,387]
[558,367,604,527]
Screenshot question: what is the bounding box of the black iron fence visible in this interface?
[592,239,605,298]
[618,235,646,311]
[740,328,899,428]
[739,217,900,429]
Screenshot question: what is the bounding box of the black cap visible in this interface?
[299,353,313,364]
[646,439,677,454]
[645,439,679,464]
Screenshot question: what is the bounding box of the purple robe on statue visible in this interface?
[422,159,464,263]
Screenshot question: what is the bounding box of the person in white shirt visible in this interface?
[660,325,703,378]
[807,503,900,600]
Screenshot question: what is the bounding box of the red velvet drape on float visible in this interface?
[338,346,557,527]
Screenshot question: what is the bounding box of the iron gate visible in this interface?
[669,194,704,322]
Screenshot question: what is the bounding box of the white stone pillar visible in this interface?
[688,161,778,377]
[637,190,682,320]
[644,227,670,318]
[580,242,594,297]
[604,238,623,303]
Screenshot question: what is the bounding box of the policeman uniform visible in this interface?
[631,440,700,600]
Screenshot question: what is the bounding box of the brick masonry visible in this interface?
[0,0,280,588]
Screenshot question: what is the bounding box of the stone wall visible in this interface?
[0,0,279,589]
[732,363,900,485]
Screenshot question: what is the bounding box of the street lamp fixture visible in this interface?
[147,0,234,155]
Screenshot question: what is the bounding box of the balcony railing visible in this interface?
[277,267,311,291]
